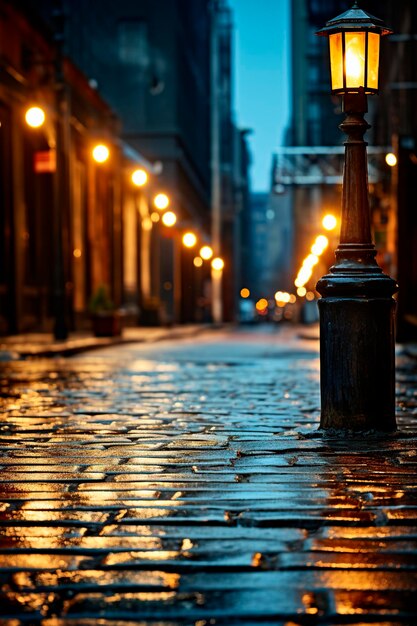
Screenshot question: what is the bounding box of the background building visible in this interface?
[0,0,250,334]
[0,1,127,334]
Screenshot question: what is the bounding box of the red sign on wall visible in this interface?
[34,150,56,173]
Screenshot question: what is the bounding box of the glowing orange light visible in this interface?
[322,214,337,231]
[275,291,290,303]
[385,153,397,167]
[297,286,307,297]
[92,144,110,163]
[132,168,148,186]
[142,217,153,231]
[154,193,169,210]
[311,235,329,256]
[150,212,160,223]
[256,298,268,312]
[193,256,203,268]
[316,235,329,249]
[240,288,250,299]
[200,246,213,260]
[182,232,197,248]
[162,211,177,227]
[25,106,46,128]
[211,257,224,271]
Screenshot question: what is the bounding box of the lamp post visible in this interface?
[316,3,398,432]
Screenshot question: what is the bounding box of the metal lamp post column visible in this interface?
[316,4,398,432]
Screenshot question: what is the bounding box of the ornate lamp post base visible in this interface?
[317,267,397,432]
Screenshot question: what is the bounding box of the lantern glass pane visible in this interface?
[329,33,343,91]
[367,32,380,91]
[345,31,366,89]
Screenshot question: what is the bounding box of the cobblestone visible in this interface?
[0,326,417,623]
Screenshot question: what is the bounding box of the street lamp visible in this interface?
[25,106,46,128]
[92,144,110,163]
[154,193,169,210]
[132,168,148,186]
[385,152,397,167]
[161,211,177,227]
[322,214,337,231]
[316,3,397,432]
[182,232,197,248]
[200,245,213,261]
[211,257,224,271]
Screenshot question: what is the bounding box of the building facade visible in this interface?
[0,0,130,334]
[0,0,250,332]
[21,0,247,325]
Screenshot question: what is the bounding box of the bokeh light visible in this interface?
[132,168,148,186]
[25,106,46,128]
[200,245,213,260]
[211,257,224,271]
[182,232,197,248]
[385,152,397,167]
[322,214,337,231]
[256,298,268,312]
[154,193,170,210]
[92,144,110,163]
[162,211,177,227]
[142,217,153,231]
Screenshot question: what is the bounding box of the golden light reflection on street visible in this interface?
[0,329,416,621]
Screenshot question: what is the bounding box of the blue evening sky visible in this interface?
[229,0,290,192]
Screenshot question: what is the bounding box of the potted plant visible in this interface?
[89,284,122,337]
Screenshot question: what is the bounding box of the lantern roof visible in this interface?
[317,2,392,37]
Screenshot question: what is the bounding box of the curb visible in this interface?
[0,325,215,360]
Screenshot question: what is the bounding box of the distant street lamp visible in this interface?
[92,144,110,163]
[182,232,197,248]
[25,106,46,128]
[154,193,170,210]
[161,211,177,227]
[385,152,397,167]
[131,168,148,186]
[316,3,397,432]
[211,257,224,271]
[322,214,337,231]
[200,245,213,261]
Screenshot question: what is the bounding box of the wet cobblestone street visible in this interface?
[1,326,417,624]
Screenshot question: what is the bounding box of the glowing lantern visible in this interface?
[317,2,392,95]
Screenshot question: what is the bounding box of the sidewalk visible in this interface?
[0,324,212,359]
